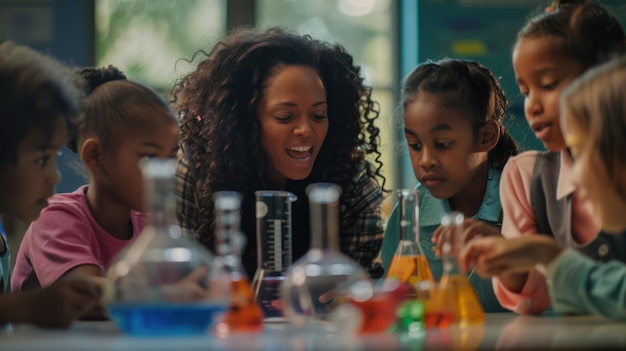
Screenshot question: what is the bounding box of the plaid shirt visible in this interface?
[175,149,385,277]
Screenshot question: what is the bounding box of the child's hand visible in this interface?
[24,278,100,328]
[431,218,501,256]
[458,236,563,278]
[161,266,210,302]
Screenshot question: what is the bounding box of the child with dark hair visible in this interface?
[173,27,387,279]
[461,56,626,320]
[381,58,518,312]
[0,41,99,327]
[483,0,626,315]
[11,65,180,320]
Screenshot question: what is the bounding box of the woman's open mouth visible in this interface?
[286,145,313,161]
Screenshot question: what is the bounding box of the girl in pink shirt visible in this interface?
[11,66,179,320]
[482,0,626,315]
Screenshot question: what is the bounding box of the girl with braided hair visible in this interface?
[381,58,518,312]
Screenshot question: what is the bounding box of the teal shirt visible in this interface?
[381,167,507,313]
[550,247,626,320]
[0,220,10,294]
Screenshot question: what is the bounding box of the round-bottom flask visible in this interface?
[103,159,230,336]
[280,183,369,326]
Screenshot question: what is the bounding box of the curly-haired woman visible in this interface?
[172,27,386,278]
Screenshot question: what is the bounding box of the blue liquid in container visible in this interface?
[108,303,226,336]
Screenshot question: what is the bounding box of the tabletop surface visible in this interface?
[1,313,625,351]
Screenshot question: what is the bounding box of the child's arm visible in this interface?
[459,235,559,313]
[462,236,626,320]
[431,218,501,256]
[63,264,107,320]
[495,154,552,314]
[0,278,99,327]
[12,197,110,306]
[458,235,562,277]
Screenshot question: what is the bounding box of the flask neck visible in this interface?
[441,212,464,276]
[397,189,419,242]
[309,200,340,251]
[143,167,178,237]
[214,192,243,257]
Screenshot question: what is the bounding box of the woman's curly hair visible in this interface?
[171,27,385,249]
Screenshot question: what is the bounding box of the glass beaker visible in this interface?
[213,191,263,333]
[437,212,485,327]
[251,190,297,321]
[386,189,434,285]
[103,159,230,336]
[279,183,370,327]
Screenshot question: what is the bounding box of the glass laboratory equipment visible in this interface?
[386,189,434,285]
[251,190,297,320]
[345,279,409,334]
[213,191,263,333]
[103,159,230,336]
[437,212,485,327]
[280,183,369,326]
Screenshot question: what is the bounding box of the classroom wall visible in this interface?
[3,0,626,192]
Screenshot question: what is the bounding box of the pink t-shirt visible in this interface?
[494,150,600,314]
[11,185,144,292]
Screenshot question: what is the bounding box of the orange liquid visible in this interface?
[424,309,454,329]
[437,274,485,327]
[217,278,263,332]
[386,255,434,284]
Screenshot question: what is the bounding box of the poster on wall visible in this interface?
[0,5,53,44]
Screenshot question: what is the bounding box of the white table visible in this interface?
[1,313,624,350]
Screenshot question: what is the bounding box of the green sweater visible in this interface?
[549,246,626,320]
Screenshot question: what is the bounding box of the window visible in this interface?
[95,0,227,92]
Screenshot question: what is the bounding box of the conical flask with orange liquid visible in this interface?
[212,191,263,333]
[386,189,434,285]
[437,212,485,327]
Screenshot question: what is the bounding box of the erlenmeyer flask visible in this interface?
[386,189,434,285]
[280,183,369,326]
[103,159,230,336]
[437,212,485,327]
[213,191,263,333]
[251,190,297,321]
